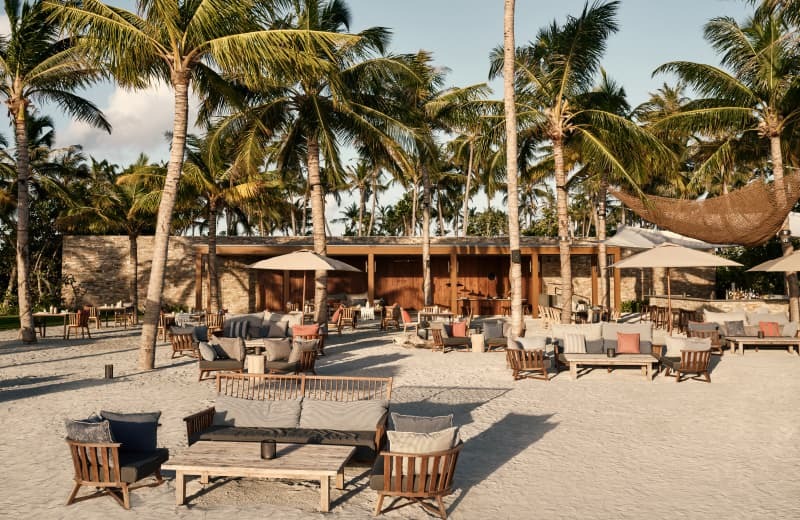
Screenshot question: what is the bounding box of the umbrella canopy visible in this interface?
[747,251,800,272]
[248,250,361,272]
[604,225,724,250]
[612,244,741,332]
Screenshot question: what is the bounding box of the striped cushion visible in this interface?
[229,319,248,338]
[563,333,586,353]
[299,399,388,431]
[212,395,302,428]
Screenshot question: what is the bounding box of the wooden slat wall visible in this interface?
[374,256,422,310]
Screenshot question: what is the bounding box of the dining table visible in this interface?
[32,311,70,338]
[97,304,135,327]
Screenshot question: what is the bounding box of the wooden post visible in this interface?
[367,253,375,305]
[591,255,598,306]
[612,248,622,310]
[283,270,291,309]
[450,252,458,314]
[531,253,540,317]
[195,254,203,310]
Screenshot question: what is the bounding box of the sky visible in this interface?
[11,0,754,230]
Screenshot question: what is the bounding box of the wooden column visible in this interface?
[531,253,540,317]
[367,253,375,305]
[591,255,598,306]
[449,252,458,314]
[283,270,291,308]
[612,248,622,310]
[195,254,203,310]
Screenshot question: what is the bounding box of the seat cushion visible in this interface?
[601,322,652,354]
[265,360,299,373]
[662,356,681,370]
[443,337,470,347]
[199,358,244,371]
[118,448,169,484]
[552,323,603,354]
[299,399,388,431]
[212,395,302,428]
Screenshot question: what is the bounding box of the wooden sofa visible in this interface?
[184,373,393,460]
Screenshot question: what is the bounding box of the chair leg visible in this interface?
[65,482,81,505]
[121,483,130,510]
[435,496,448,519]
[704,371,711,383]
[374,494,385,516]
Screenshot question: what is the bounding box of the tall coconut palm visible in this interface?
[0,0,109,343]
[213,0,415,321]
[50,0,352,367]
[653,5,800,319]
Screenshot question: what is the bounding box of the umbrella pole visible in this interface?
[302,271,307,306]
[667,267,673,335]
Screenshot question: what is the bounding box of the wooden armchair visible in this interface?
[401,307,419,333]
[65,439,167,510]
[85,306,101,330]
[169,330,197,358]
[663,349,712,383]
[380,304,400,331]
[205,311,224,335]
[371,442,462,519]
[113,309,131,328]
[687,322,724,355]
[66,310,92,339]
[430,327,470,353]
[157,312,174,342]
[506,348,550,381]
[339,307,358,332]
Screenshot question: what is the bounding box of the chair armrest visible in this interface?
[183,407,215,444]
[651,344,664,358]
[374,410,389,450]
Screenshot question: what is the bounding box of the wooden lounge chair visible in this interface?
[687,322,724,355]
[114,308,131,328]
[401,307,419,333]
[663,349,712,383]
[381,304,400,331]
[205,311,224,335]
[507,348,550,381]
[328,305,344,334]
[66,310,92,339]
[157,312,173,342]
[65,439,167,510]
[430,328,470,353]
[371,442,462,519]
[339,307,358,332]
[169,330,197,358]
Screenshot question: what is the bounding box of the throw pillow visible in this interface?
[483,321,503,339]
[563,333,586,354]
[263,338,292,361]
[299,399,389,431]
[229,319,248,338]
[267,321,287,338]
[292,323,320,336]
[684,337,712,351]
[212,395,302,428]
[451,321,468,337]
[387,427,459,473]
[330,308,342,324]
[723,320,746,337]
[391,413,453,433]
[288,338,317,363]
[782,321,798,338]
[192,325,209,343]
[760,321,781,337]
[663,336,686,357]
[213,336,246,361]
[210,343,229,360]
[198,341,216,361]
[616,332,640,354]
[401,309,413,324]
[65,416,115,443]
[99,411,160,452]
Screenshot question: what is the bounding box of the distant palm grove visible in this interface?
[2,0,800,367]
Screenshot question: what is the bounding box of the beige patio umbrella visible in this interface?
[248,249,361,307]
[611,244,742,332]
[747,251,800,272]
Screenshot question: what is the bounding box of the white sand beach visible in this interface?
[1,322,799,519]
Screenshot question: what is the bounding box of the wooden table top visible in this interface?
[563,353,657,364]
[163,441,355,477]
[725,336,800,344]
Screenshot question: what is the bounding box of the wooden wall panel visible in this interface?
[258,270,285,311]
[375,255,423,310]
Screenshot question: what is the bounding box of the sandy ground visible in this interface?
[1,319,799,520]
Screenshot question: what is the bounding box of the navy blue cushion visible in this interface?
[192,325,209,343]
[100,411,160,452]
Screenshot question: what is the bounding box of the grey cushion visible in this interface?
[723,320,746,337]
[687,322,719,332]
[170,326,195,336]
[212,336,246,361]
[198,342,216,361]
[65,417,114,443]
[601,322,652,354]
[263,338,292,361]
[514,336,547,351]
[552,323,604,354]
[299,399,388,431]
[100,411,160,452]
[483,321,503,339]
[212,395,302,428]
[782,321,798,338]
[192,325,209,343]
[391,413,453,433]
[288,339,318,363]
[268,321,288,338]
[265,360,299,373]
[228,319,248,338]
[199,358,243,371]
[118,448,169,483]
[210,343,229,359]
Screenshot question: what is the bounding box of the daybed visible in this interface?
[183,373,393,460]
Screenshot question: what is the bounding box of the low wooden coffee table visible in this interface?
[563,353,657,381]
[163,441,355,512]
[725,336,800,355]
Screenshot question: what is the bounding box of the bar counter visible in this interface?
[648,295,788,314]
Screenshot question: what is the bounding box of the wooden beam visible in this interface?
[612,247,622,310]
[531,254,540,318]
[449,252,458,314]
[195,253,203,311]
[367,253,375,305]
[591,256,598,306]
[283,270,291,309]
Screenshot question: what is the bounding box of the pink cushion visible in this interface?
[759,321,781,337]
[451,321,467,337]
[401,309,413,324]
[293,323,320,336]
[617,332,640,354]
[329,308,341,324]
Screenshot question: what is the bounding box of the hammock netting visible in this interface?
[610,175,800,247]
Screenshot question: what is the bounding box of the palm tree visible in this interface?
[51,0,351,367]
[653,5,800,319]
[343,160,371,236]
[0,0,109,342]
[214,0,414,321]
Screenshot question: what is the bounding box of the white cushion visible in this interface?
[387,427,459,473]
[747,311,789,326]
[782,321,798,338]
[704,310,746,326]
[515,336,547,351]
[212,396,302,428]
[198,341,216,361]
[299,399,388,431]
[563,333,586,354]
[684,337,712,351]
[664,336,686,357]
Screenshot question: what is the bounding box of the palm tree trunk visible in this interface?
[411,179,418,236]
[770,135,799,320]
[13,103,35,343]
[302,190,309,235]
[129,233,139,323]
[307,135,328,323]
[597,178,609,310]
[553,136,573,324]
[2,262,17,311]
[139,73,190,369]
[290,201,297,235]
[207,201,221,312]
[357,186,366,237]
[436,189,445,236]
[421,164,433,306]
[368,167,378,236]
[504,0,523,336]
[460,141,475,237]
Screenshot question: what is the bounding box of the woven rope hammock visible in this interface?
[610,175,800,247]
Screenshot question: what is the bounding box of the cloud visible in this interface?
[61,83,199,166]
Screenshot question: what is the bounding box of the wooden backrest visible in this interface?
[298,349,316,372]
[341,307,356,320]
[378,442,462,495]
[430,328,444,347]
[506,348,545,370]
[216,373,393,401]
[206,311,223,328]
[286,302,299,312]
[85,306,99,319]
[78,309,90,327]
[169,332,194,350]
[687,327,721,346]
[680,349,711,371]
[66,439,122,485]
[68,311,81,326]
